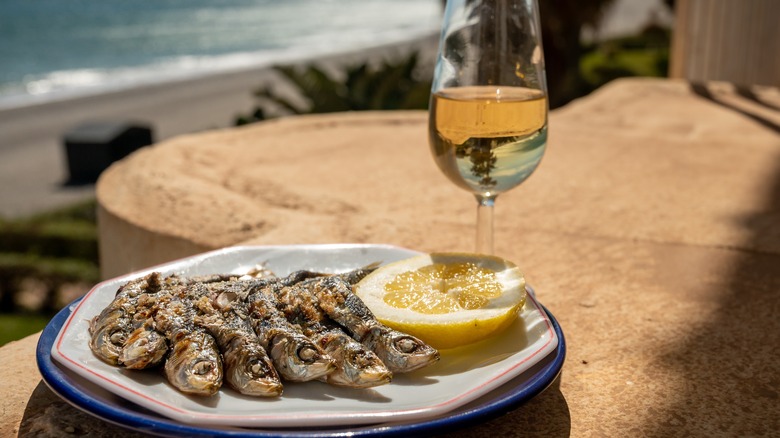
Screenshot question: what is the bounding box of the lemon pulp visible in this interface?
[383,262,503,313]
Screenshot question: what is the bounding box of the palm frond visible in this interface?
[236,50,432,123]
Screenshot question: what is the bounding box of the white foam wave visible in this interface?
[0,35,437,110]
[0,1,442,110]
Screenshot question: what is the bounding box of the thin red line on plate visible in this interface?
[54,246,558,423]
[53,250,231,416]
[422,292,555,412]
[57,293,556,422]
[55,282,196,415]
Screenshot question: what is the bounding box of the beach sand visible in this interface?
[0,34,438,218]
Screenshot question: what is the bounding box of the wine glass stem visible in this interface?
[475,195,496,255]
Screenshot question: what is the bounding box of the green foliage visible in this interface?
[580,27,671,92]
[0,253,100,284]
[0,220,98,261]
[0,313,50,347]
[0,199,98,316]
[236,1,673,120]
[25,198,98,224]
[236,53,432,124]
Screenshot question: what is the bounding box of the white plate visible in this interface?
[51,244,559,428]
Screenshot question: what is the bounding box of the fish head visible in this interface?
[364,327,440,373]
[118,327,168,370]
[229,358,284,397]
[322,335,392,388]
[164,332,223,396]
[269,333,335,382]
[223,342,282,397]
[233,363,282,396]
[88,309,130,365]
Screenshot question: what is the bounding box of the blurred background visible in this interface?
[0,0,677,345]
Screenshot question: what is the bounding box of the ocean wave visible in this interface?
[0,36,436,111]
[0,0,441,110]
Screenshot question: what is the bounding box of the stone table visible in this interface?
[3,78,779,436]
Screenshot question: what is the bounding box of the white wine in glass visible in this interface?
[429,0,548,254]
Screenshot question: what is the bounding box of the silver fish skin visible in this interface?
[314,327,392,388]
[334,262,381,285]
[88,272,167,365]
[116,273,236,369]
[118,320,168,370]
[281,263,379,287]
[116,288,172,369]
[304,276,440,373]
[192,282,283,397]
[276,283,392,388]
[154,290,223,396]
[245,278,335,382]
[88,297,131,365]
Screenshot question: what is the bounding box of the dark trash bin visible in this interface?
[63,121,153,183]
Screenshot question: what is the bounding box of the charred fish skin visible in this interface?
[305,276,440,373]
[164,328,223,396]
[118,321,168,370]
[335,262,381,285]
[116,286,173,369]
[314,328,392,388]
[88,263,434,398]
[245,280,335,382]
[88,297,131,365]
[219,332,282,397]
[193,282,283,397]
[114,273,231,369]
[275,283,392,388]
[154,291,223,396]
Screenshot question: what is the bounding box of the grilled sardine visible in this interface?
[244,275,335,382]
[276,283,392,388]
[193,282,283,397]
[302,275,440,373]
[154,290,223,396]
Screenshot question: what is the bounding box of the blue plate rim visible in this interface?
[37,297,566,437]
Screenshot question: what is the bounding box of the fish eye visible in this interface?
[297,345,318,363]
[192,361,213,375]
[394,337,419,353]
[248,359,266,376]
[109,330,127,346]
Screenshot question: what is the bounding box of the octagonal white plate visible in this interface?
[49,244,558,428]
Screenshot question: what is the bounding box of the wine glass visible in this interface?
[428,0,548,254]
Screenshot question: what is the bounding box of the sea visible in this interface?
[0,0,442,109]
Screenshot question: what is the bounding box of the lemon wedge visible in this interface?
[355,253,526,349]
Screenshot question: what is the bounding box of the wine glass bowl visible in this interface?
[428,0,548,254]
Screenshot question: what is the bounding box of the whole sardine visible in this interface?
[275,283,392,388]
[119,323,168,369]
[153,290,223,396]
[244,275,335,382]
[302,275,440,373]
[192,282,283,397]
